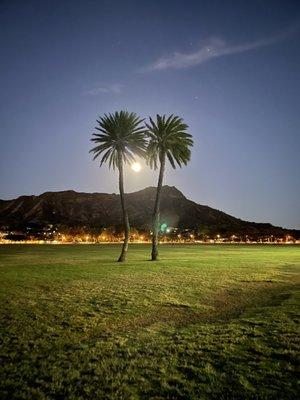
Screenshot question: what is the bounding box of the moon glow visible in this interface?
[131,162,142,172]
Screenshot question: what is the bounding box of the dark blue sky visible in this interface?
[1,0,300,229]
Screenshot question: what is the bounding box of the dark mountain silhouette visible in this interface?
[0,186,298,238]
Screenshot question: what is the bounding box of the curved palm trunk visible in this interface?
[151,153,166,261]
[117,153,130,262]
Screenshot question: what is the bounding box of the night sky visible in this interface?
[0,0,299,229]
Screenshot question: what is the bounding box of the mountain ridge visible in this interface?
[0,185,186,202]
[0,186,298,238]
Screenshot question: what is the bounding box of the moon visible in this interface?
[131,162,142,172]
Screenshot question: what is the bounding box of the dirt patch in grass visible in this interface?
[99,282,298,334]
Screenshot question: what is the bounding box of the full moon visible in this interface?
[131,162,142,172]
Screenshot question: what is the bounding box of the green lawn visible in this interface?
[0,244,299,399]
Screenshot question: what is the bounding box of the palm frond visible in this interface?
[90,111,147,169]
[145,114,193,169]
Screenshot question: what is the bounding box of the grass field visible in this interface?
[0,244,299,399]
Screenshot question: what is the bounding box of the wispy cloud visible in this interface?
[144,28,297,71]
[84,83,124,95]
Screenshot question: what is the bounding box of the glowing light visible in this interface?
[160,223,167,232]
[131,162,142,172]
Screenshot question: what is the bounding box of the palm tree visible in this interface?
[145,114,193,261]
[90,111,146,262]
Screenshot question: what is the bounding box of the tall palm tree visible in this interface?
[90,111,146,262]
[146,114,193,261]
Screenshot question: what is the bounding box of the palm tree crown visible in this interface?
[145,114,193,169]
[90,111,146,168]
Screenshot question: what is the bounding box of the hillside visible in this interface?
[0,186,298,238]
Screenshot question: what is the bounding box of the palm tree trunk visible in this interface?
[117,153,130,262]
[151,153,166,261]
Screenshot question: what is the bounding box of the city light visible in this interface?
[0,228,297,245]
